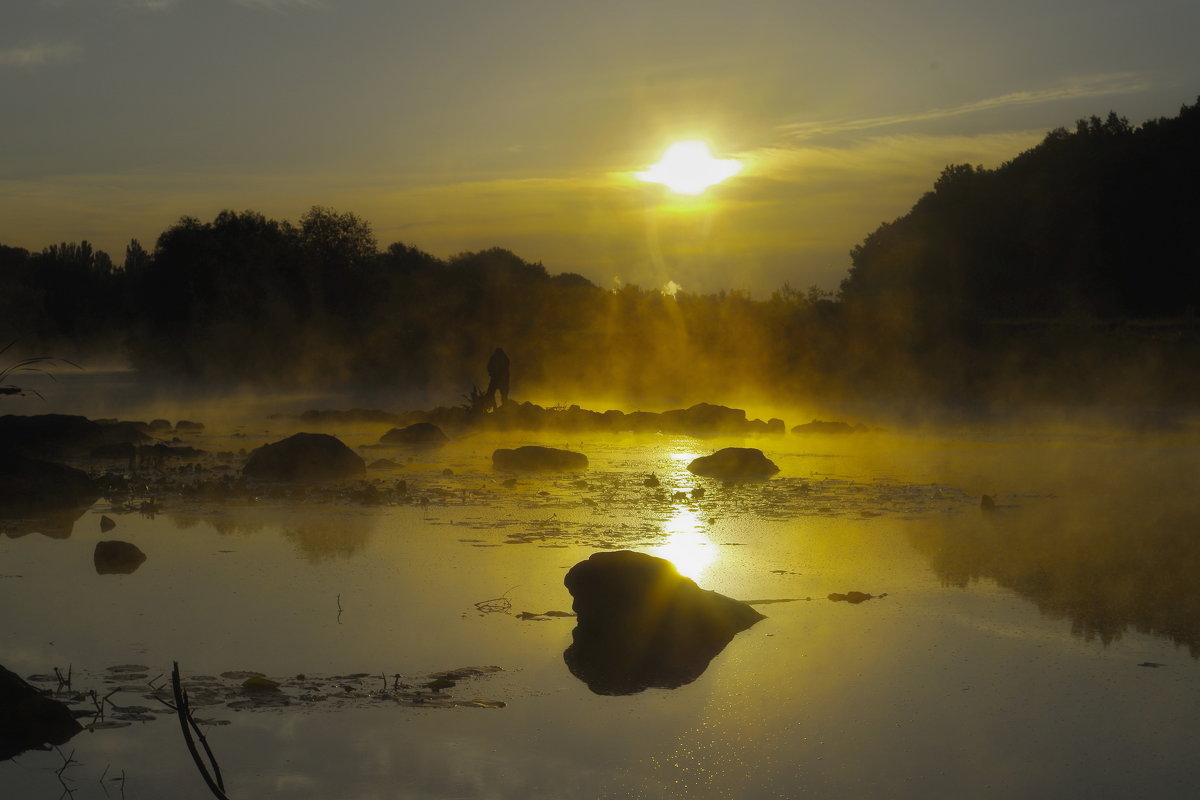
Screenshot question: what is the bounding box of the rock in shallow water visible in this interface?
[492,445,587,472]
[0,664,82,760]
[0,454,98,517]
[380,422,448,447]
[686,447,779,481]
[243,432,365,482]
[563,550,764,695]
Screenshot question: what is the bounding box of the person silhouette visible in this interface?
[484,347,510,410]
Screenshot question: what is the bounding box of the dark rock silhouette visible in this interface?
[0,414,149,460]
[0,454,98,518]
[368,458,399,470]
[492,445,587,472]
[563,550,765,694]
[243,432,366,482]
[828,591,886,603]
[687,447,779,481]
[94,540,147,574]
[0,664,82,761]
[379,422,448,447]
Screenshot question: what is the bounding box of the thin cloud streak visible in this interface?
[116,0,179,10]
[0,42,79,67]
[233,0,326,9]
[778,74,1151,140]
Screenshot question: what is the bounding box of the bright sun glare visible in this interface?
[651,505,717,581]
[636,140,743,195]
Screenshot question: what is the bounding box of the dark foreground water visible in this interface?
[2,407,1199,799]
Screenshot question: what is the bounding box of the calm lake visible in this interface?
[3,393,1200,799]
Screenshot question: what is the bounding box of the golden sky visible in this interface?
[2,0,1197,294]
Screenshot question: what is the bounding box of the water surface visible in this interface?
[3,420,1199,799]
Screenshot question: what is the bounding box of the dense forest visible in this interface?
[3,98,1199,409]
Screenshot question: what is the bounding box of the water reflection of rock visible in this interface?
[169,510,377,562]
[94,540,147,574]
[563,550,764,695]
[911,505,1200,655]
[281,517,376,561]
[0,506,90,539]
[0,454,98,538]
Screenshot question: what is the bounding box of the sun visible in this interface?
[636,140,743,195]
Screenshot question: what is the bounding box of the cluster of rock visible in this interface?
[301,402,786,437]
[0,414,150,460]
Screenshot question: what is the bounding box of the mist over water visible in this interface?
[3,366,1199,798]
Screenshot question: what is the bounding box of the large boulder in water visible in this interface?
[379,422,448,447]
[563,550,765,694]
[686,447,779,481]
[0,664,82,760]
[94,540,147,574]
[243,433,365,482]
[0,454,98,517]
[492,445,587,472]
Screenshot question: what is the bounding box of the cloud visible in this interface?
[117,0,180,9]
[778,74,1151,140]
[233,0,326,9]
[0,42,79,67]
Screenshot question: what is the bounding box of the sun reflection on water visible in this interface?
[649,504,716,582]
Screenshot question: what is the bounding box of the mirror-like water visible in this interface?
[3,420,1199,799]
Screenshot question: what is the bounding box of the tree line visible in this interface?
[4,98,1200,409]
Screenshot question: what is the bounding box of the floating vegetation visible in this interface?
[22,663,510,731]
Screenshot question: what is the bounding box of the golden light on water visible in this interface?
[636,141,743,195]
[650,504,717,581]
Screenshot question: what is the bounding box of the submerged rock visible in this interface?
[243,433,366,482]
[94,540,147,574]
[0,664,82,761]
[686,447,779,481]
[380,422,448,447]
[563,550,765,694]
[492,445,588,472]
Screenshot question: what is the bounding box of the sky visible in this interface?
[2,0,1198,296]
